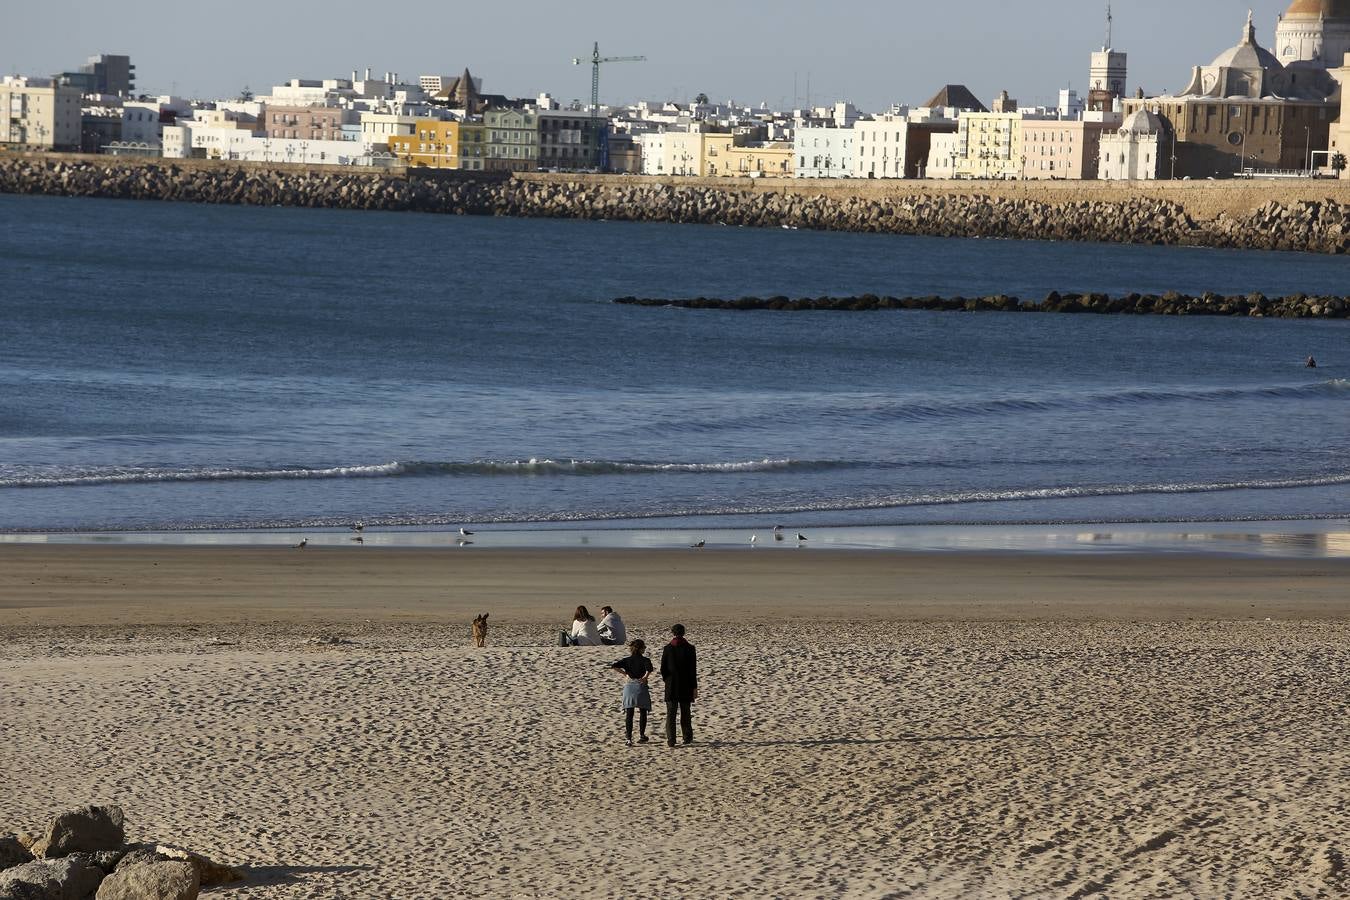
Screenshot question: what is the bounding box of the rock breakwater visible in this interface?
[6,156,1350,253]
[614,291,1350,318]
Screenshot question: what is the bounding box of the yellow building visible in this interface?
[388,119,488,170]
[714,142,794,177]
[662,131,734,176]
[953,112,1025,179]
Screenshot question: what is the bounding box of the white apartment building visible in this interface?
[163,120,375,165]
[1,76,81,149]
[638,132,667,175]
[926,132,960,178]
[794,125,854,178]
[854,115,908,178]
[853,110,956,179]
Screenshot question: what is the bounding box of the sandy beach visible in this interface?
[3,546,1349,898]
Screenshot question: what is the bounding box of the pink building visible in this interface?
[263,105,354,141]
[1020,120,1113,180]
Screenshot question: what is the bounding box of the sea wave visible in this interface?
[0,457,855,489]
[644,379,1350,434]
[835,380,1350,426]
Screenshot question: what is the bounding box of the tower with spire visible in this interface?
[1088,2,1128,112]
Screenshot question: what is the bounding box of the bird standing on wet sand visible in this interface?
[460,527,475,536]
[691,540,705,549]
[294,539,308,549]
[750,534,758,546]
[351,522,364,532]
[797,532,808,542]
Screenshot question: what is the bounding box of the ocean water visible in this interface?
[1,192,1348,534]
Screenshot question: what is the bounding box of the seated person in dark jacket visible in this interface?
[660,623,698,747]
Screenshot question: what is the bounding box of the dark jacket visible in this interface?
[660,638,698,702]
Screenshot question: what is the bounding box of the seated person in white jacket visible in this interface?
[569,605,601,646]
[598,606,627,646]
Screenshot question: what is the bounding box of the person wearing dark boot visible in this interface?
[660,623,698,747]
[610,639,653,746]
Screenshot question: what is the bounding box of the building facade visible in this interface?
[794,125,854,178]
[715,142,793,177]
[484,108,538,171]
[1,76,81,149]
[1275,0,1350,68]
[1021,120,1109,180]
[1098,109,1167,180]
[263,105,356,141]
[387,119,488,169]
[953,112,1025,179]
[535,110,599,169]
[1123,12,1336,176]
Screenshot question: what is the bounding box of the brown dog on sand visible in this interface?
[472,613,489,648]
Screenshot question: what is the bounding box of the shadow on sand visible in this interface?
[228,864,373,888]
[703,732,1109,748]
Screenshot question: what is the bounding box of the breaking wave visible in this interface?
[0,457,855,489]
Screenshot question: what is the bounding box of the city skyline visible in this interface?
[3,1,1301,110]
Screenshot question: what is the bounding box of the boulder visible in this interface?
[36,806,124,858]
[95,859,198,900]
[0,857,105,900]
[0,836,34,872]
[142,846,242,887]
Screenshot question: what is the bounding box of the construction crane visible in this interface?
[572,42,645,123]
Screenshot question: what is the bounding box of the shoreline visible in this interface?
[2,518,1348,558]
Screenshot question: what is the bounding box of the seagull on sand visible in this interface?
[773,524,784,532]
[350,522,364,532]
[797,532,808,542]
[750,534,758,546]
[459,527,475,537]
[691,540,706,549]
[294,538,308,549]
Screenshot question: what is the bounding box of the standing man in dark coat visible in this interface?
[660,623,698,746]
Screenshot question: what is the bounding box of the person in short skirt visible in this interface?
[610,639,654,745]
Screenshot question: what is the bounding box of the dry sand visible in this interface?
[2,546,1349,898]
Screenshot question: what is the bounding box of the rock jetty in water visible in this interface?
[7,157,1350,254]
[612,291,1350,318]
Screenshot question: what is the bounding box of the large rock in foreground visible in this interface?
[0,857,104,900]
[95,856,198,900]
[0,836,34,872]
[33,807,124,859]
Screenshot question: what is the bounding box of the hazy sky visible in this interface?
[2,2,1300,111]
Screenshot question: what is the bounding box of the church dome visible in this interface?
[1211,13,1284,70]
[1284,0,1350,19]
[1120,109,1166,135]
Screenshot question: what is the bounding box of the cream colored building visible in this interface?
[1,76,81,149]
[954,112,1025,179]
[662,131,734,176]
[715,142,793,177]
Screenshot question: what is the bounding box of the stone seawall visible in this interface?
[6,155,1350,253]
